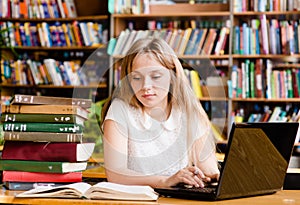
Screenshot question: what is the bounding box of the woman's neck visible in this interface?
[144,102,171,122]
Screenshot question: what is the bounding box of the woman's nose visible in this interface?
[142,76,153,89]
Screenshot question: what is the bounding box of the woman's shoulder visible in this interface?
[110,98,133,110]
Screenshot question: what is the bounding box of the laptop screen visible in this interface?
[217,122,299,200]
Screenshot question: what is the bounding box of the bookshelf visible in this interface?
[108,0,300,146]
[0,0,110,103]
[108,0,231,139]
[229,0,300,135]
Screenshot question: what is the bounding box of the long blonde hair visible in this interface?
[101,37,212,149]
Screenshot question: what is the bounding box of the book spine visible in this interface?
[0,160,87,173]
[3,132,83,142]
[3,171,82,182]
[3,122,83,133]
[1,104,88,119]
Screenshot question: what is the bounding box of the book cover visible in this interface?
[3,122,84,133]
[0,160,87,173]
[3,171,82,183]
[1,113,86,125]
[255,59,263,98]
[16,182,159,201]
[2,141,95,162]
[3,181,69,191]
[1,104,89,119]
[65,0,77,18]
[3,131,83,143]
[189,70,202,98]
[10,94,92,109]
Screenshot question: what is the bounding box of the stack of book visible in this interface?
[0,94,95,190]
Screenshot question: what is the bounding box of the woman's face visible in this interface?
[129,54,171,111]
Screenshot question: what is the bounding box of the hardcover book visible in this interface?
[1,104,89,119]
[3,132,83,142]
[1,113,86,125]
[3,182,69,191]
[0,160,87,173]
[10,94,92,109]
[2,141,95,162]
[3,122,84,133]
[16,182,159,201]
[2,171,82,183]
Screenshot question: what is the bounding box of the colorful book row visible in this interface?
[0,0,77,18]
[233,16,300,55]
[229,59,300,99]
[1,58,87,86]
[108,0,150,14]
[108,25,230,57]
[0,20,108,47]
[233,0,300,12]
[233,105,300,129]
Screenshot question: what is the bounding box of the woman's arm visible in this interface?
[103,120,205,188]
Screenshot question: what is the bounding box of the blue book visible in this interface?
[255,29,260,54]
[234,26,240,54]
[242,23,249,55]
[294,21,299,54]
[192,29,204,55]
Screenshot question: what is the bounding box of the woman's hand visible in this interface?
[162,166,212,188]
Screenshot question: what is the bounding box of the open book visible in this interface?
[16,182,159,201]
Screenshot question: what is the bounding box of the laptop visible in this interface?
[154,122,299,200]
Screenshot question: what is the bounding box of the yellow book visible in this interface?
[189,70,202,98]
[62,23,71,47]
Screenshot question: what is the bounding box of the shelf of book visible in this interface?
[0,15,108,22]
[0,46,106,51]
[231,98,300,103]
[109,1,232,140]
[233,11,300,16]
[228,0,300,139]
[0,0,110,101]
[0,83,107,89]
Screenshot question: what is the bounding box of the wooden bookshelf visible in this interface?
[108,0,300,143]
[109,1,230,139]
[229,0,300,130]
[0,0,109,101]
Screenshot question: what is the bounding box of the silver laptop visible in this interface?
[154,122,299,200]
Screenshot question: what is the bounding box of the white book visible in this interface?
[112,29,129,56]
[65,0,77,17]
[16,182,158,201]
[79,22,91,46]
[56,0,66,18]
[121,30,137,55]
[43,59,63,86]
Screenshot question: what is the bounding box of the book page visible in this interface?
[16,182,91,198]
[85,182,159,201]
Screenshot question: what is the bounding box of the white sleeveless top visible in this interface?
[105,99,189,176]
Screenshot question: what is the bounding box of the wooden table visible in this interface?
[0,190,299,205]
[82,165,106,179]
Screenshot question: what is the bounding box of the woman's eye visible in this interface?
[132,76,141,81]
[152,75,161,80]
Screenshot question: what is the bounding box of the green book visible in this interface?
[3,122,83,133]
[1,113,85,126]
[0,160,87,173]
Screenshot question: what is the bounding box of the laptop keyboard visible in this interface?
[173,183,217,194]
[178,186,216,193]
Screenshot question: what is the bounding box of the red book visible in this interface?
[255,59,263,98]
[292,69,299,98]
[2,141,95,162]
[2,171,82,182]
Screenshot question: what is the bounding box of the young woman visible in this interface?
[101,37,220,188]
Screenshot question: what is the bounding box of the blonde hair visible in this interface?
[101,37,212,150]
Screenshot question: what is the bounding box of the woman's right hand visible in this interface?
[161,166,211,188]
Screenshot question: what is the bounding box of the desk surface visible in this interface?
[82,165,300,179]
[0,190,299,205]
